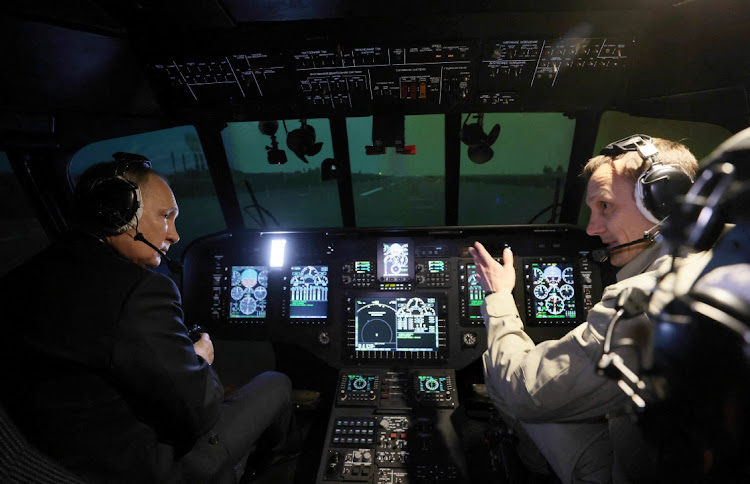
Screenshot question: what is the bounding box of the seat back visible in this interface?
[0,404,84,484]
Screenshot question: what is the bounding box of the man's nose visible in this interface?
[167,223,180,245]
[586,215,604,237]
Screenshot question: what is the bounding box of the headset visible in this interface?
[599,134,694,224]
[83,152,151,235]
[661,126,750,253]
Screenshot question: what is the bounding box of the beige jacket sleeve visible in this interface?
[481,271,661,423]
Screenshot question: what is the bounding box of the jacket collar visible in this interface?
[615,242,665,282]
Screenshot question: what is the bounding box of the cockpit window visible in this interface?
[458,112,576,225]
[222,119,341,229]
[0,152,49,277]
[69,125,225,261]
[348,114,445,227]
[594,111,733,155]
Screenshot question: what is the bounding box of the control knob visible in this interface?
[462,332,477,347]
[318,332,331,345]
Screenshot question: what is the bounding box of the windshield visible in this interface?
[67,112,731,262]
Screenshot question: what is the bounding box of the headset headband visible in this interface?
[599,134,660,162]
[112,152,152,176]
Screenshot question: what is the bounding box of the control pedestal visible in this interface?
[317,369,465,483]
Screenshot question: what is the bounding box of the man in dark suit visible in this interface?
[0,155,294,483]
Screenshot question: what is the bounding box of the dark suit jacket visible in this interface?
[0,231,224,483]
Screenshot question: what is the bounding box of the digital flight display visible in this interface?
[525,260,577,323]
[345,374,377,393]
[354,296,441,352]
[416,375,448,394]
[376,239,414,282]
[229,265,269,318]
[466,263,486,323]
[289,265,329,319]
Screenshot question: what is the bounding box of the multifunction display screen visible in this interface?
[354,296,440,352]
[376,239,414,282]
[344,374,377,394]
[416,375,448,394]
[229,265,269,318]
[524,260,577,323]
[289,265,329,319]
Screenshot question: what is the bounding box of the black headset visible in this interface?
[620,129,750,479]
[661,127,750,253]
[599,134,694,224]
[84,152,151,235]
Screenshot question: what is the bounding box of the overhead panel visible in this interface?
[145,36,633,117]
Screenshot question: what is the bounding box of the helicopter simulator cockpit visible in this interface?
[1,1,750,483]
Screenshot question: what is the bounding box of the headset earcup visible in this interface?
[636,165,694,223]
[89,177,141,234]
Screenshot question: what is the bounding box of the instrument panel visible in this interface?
[182,225,604,370]
[181,225,605,482]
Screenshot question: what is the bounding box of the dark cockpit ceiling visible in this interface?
[2,0,750,122]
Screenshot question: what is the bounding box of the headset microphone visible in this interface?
[592,230,657,263]
[134,232,183,273]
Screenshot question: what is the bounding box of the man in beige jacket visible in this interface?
[469,135,699,483]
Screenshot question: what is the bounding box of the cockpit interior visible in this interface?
[2,1,750,482]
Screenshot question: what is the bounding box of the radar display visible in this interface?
[354,296,439,352]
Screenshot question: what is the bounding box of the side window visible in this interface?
[0,152,49,276]
[69,126,225,262]
[221,119,341,229]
